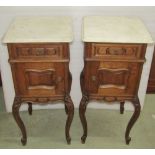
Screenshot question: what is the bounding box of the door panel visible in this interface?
[12,62,65,97]
[86,61,141,96]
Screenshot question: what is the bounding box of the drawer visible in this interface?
[11,62,66,97]
[85,61,142,96]
[85,43,146,60]
[8,43,69,60]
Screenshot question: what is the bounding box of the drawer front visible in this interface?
[11,62,66,97]
[9,43,68,60]
[85,61,142,96]
[86,43,146,60]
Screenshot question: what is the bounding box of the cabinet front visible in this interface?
[11,62,65,97]
[85,61,142,97]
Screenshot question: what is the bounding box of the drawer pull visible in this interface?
[91,76,96,81]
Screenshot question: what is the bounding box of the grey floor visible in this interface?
[0,87,5,112]
[0,87,155,148]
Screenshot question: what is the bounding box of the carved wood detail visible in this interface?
[16,46,61,57]
[95,46,137,56]
[106,47,127,55]
[25,69,56,90]
[91,43,143,59]
[97,68,129,89]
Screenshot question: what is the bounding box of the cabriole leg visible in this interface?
[125,96,141,144]
[79,95,89,144]
[64,95,74,144]
[12,97,27,145]
[65,104,68,115]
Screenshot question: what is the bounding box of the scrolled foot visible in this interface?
[126,137,131,145]
[81,135,87,144]
[66,137,71,144]
[21,138,27,146]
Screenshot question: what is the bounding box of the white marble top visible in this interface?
[2,16,73,43]
[82,16,154,43]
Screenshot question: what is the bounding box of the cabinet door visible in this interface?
[85,61,142,97]
[11,62,66,97]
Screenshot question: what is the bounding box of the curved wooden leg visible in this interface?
[65,104,68,115]
[64,95,74,144]
[79,94,89,144]
[125,96,141,145]
[80,70,84,93]
[120,101,125,114]
[12,97,27,145]
[28,102,32,115]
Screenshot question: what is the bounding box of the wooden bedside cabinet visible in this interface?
[3,17,74,145]
[80,16,153,144]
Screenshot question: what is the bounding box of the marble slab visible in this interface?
[2,16,73,43]
[82,16,154,43]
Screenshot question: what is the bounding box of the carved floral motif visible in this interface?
[16,47,60,57]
